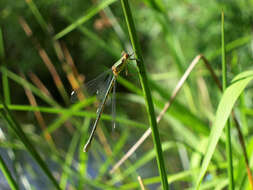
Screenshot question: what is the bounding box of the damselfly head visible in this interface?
[122,52,129,60]
[121,51,135,60]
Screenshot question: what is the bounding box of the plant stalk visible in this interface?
[120,0,169,189]
[222,11,234,190]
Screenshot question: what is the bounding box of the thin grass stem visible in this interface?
[0,155,19,190]
[0,28,10,105]
[221,11,234,190]
[120,0,169,189]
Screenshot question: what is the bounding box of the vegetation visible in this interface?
[0,0,253,189]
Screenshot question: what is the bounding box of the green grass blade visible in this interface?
[208,35,252,60]
[46,97,95,133]
[54,0,117,40]
[221,11,234,190]
[118,76,209,135]
[1,66,10,104]
[0,155,19,190]
[0,28,4,60]
[148,79,209,135]
[77,118,90,190]
[0,29,10,105]
[25,0,49,33]
[0,67,58,107]
[60,130,80,189]
[141,0,165,13]
[120,0,169,189]
[74,22,120,58]
[97,129,129,179]
[221,11,227,91]
[121,169,199,189]
[195,70,253,189]
[0,104,148,130]
[110,141,175,184]
[52,151,119,190]
[121,164,230,189]
[0,96,61,190]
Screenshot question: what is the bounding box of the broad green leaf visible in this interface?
[196,70,253,189]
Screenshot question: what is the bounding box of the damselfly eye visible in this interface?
[124,53,129,59]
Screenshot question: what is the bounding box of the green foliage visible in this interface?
[0,0,253,189]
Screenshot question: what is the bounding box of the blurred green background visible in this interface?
[0,0,253,189]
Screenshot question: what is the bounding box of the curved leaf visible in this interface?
[196,70,253,189]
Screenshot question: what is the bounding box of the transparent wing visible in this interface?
[83,76,116,152]
[70,69,113,102]
[85,70,112,99]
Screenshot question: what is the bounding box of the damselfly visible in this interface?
[71,52,134,152]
